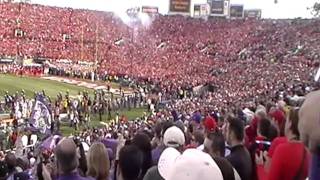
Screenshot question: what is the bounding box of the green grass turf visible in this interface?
[0,74,94,100]
[60,108,147,136]
[0,74,147,136]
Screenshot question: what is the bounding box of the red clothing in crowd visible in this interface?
[203,115,217,132]
[245,116,259,147]
[267,142,309,180]
[269,110,286,136]
[267,136,287,158]
[257,136,288,180]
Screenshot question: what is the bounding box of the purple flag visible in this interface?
[29,94,52,134]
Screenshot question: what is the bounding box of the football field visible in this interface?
[0,74,146,135]
[0,74,94,100]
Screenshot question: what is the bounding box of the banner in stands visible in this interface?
[169,0,191,13]
[210,0,224,15]
[142,6,159,14]
[244,9,262,19]
[230,4,244,18]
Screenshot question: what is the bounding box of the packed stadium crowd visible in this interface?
[0,87,319,180]
[0,1,320,180]
[1,2,320,86]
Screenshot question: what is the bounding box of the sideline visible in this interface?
[41,76,134,96]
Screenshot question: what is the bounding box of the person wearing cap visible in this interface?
[144,126,185,180]
[55,138,92,180]
[157,147,224,180]
[151,121,173,165]
[203,115,217,134]
[226,117,253,180]
[196,115,217,151]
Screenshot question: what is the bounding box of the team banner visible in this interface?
[29,94,52,133]
[169,0,191,13]
[230,5,244,18]
[211,0,224,15]
[142,6,159,14]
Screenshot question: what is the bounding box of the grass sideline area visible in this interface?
[0,74,94,100]
[60,107,147,136]
[0,74,147,136]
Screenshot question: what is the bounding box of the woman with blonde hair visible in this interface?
[87,142,110,180]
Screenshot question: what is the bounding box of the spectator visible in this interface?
[5,152,17,179]
[76,140,88,177]
[162,126,186,151]
[0,161,8,180]
[250,118,277,180]
[131,133,152,179]
[203,115,217,134]
[157,148,223,180]
[298,90,320,180]
[143,126,185,180]
[257,118,278,142]
[151,121,173,165]
[87,142,110,180]
[269,109,286,136]
[117,145,143,180]
[262,108,309,180]
[226,117,253,180]
[55,138,92,180]
[204,131,241,180]
[188,130,204,149]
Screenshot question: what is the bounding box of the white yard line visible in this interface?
[41,76,133,95]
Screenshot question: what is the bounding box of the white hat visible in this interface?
[163,126,185,147]
[158,148,223,180]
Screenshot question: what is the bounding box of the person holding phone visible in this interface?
[257,108,310,180]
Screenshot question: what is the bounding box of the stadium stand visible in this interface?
[1,2,319,107]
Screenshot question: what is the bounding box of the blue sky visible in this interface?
[31,0,318,19]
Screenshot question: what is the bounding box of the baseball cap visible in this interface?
[163,126,185,148]
[204,116,217,132]
[158,148,223,180]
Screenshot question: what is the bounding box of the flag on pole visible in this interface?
[29,94,52,134]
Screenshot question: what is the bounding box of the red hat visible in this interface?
[204,116,217,132]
